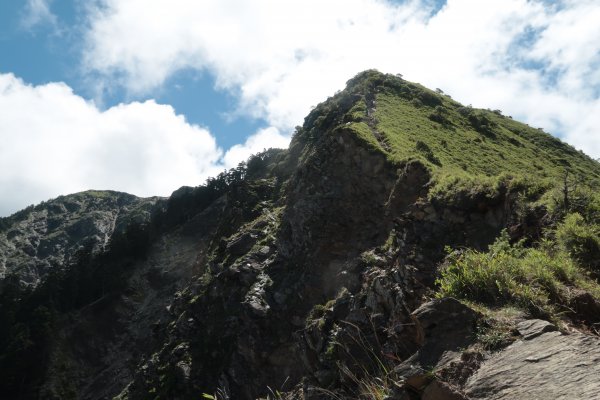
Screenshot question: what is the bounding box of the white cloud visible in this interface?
[82,0,600,158]
[0,73,225,216]
[527,0,600,96]
[83,0,427,125]
[20,0,57,31]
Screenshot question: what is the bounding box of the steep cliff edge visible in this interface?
[1,70,599,400]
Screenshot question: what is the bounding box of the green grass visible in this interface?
[369,88,600,182]
[295,71,600,222]
[425,172,556,214]
[474,306,523,350]
[436,231,600,318]
[296,71,600,218]
[347,121,385,152]
[299,70,600,189]
[556,213,600,272]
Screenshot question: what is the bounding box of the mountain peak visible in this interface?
[299,70,600,185]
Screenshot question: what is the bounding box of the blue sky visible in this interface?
[0,0,599,216]
[0,1,262,150]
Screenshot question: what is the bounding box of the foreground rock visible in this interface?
[465,322,600,399]
[395,298,479,391]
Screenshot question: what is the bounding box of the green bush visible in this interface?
[556,213,600,271]
[543,183,600,222]
[415,140,441,165]
[436,233,597,315]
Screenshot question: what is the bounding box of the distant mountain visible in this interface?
[0,191,159,287]
[1,70,599,400]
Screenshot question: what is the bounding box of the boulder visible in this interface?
[395,298,479,393]
[465,330,600,399]
[411,297,480,366]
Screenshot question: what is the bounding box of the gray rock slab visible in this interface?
[465,331,600,399]
[516,319,558,340]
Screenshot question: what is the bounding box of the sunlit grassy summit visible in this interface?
[300,69,600,184]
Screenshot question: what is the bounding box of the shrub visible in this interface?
[543,182,600,222]
[457,106,473,117]
[418,90,442,107]
[428,105,451,126]
[415,140,441,165]
[410,97,423,108]
[555,213,600,271]
[467,113,496,137]
[436,233,596,316]
[429,172,551,211]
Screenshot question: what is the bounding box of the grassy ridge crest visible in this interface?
[301,69,600,188]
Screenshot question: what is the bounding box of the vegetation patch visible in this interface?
[436,231,600,319]
[556,213,600,273]
[428,172,551,211]
[466,305,524,351]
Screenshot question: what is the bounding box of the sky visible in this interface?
[0,0,599,216]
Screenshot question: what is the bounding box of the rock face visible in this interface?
[0,191,159,287]
[466,322,600,400]
[398,298,480,376]
[41,195,227,400]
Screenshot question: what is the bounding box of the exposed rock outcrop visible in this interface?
[466,323,600,399]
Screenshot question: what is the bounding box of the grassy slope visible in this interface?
[330,70,600,185]
[375,92,598,178]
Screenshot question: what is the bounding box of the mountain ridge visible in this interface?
[1,70,599,400]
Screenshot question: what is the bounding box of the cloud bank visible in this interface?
[83,0,600,158]
[0,73,227,215]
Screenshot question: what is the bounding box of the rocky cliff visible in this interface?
[1,70,599,400]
